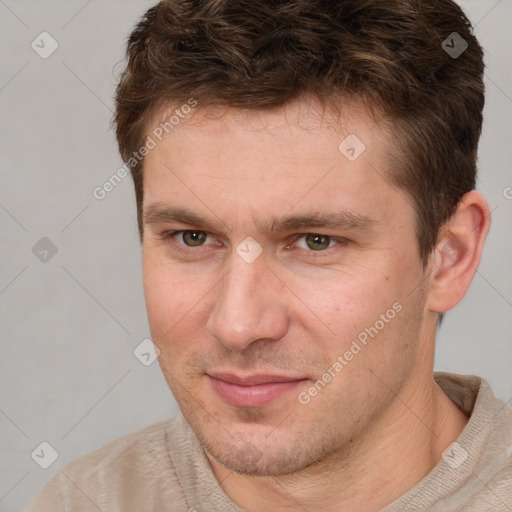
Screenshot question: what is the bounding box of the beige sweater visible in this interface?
[27,372,512,511]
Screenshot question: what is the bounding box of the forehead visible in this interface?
[148,96,384,152]
[145,98,389,175]
[141,97,411,230]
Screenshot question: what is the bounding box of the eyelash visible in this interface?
[160,230,348,256]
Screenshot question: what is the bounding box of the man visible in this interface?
[28,0,511,510]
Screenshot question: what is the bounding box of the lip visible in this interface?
[208,372,307,408]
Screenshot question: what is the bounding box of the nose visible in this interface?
[206,251,289,351]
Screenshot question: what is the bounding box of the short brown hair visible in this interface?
[113,0,484,264]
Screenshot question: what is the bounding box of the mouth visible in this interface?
[207,371,308,408]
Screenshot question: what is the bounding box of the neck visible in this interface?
[207,372,468,512]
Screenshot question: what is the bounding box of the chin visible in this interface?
[207,443,305,477]
[194,419,331,477]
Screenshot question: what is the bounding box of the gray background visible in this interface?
[0,1,510,510]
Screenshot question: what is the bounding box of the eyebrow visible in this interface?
[143,203,377,235]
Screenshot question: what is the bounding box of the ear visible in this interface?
[426,190,491,313]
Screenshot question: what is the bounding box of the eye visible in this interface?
[169,230,214,247]
[293,233,346,251]
[161,230,347,255]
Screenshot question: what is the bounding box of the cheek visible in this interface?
[302,268,421,385]
[142,254,202,345]
[288,266,404,344]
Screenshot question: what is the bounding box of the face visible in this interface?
[141,98,431,476]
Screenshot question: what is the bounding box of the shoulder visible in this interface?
[64,416,173,476]
[385,373,512,512]
[439,373,512,509]
[27,414,192,512]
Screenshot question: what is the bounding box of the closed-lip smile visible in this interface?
[207,371,308,407]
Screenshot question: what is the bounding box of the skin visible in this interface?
[141,97,490,511]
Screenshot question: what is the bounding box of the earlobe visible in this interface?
[427,191,491,313]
